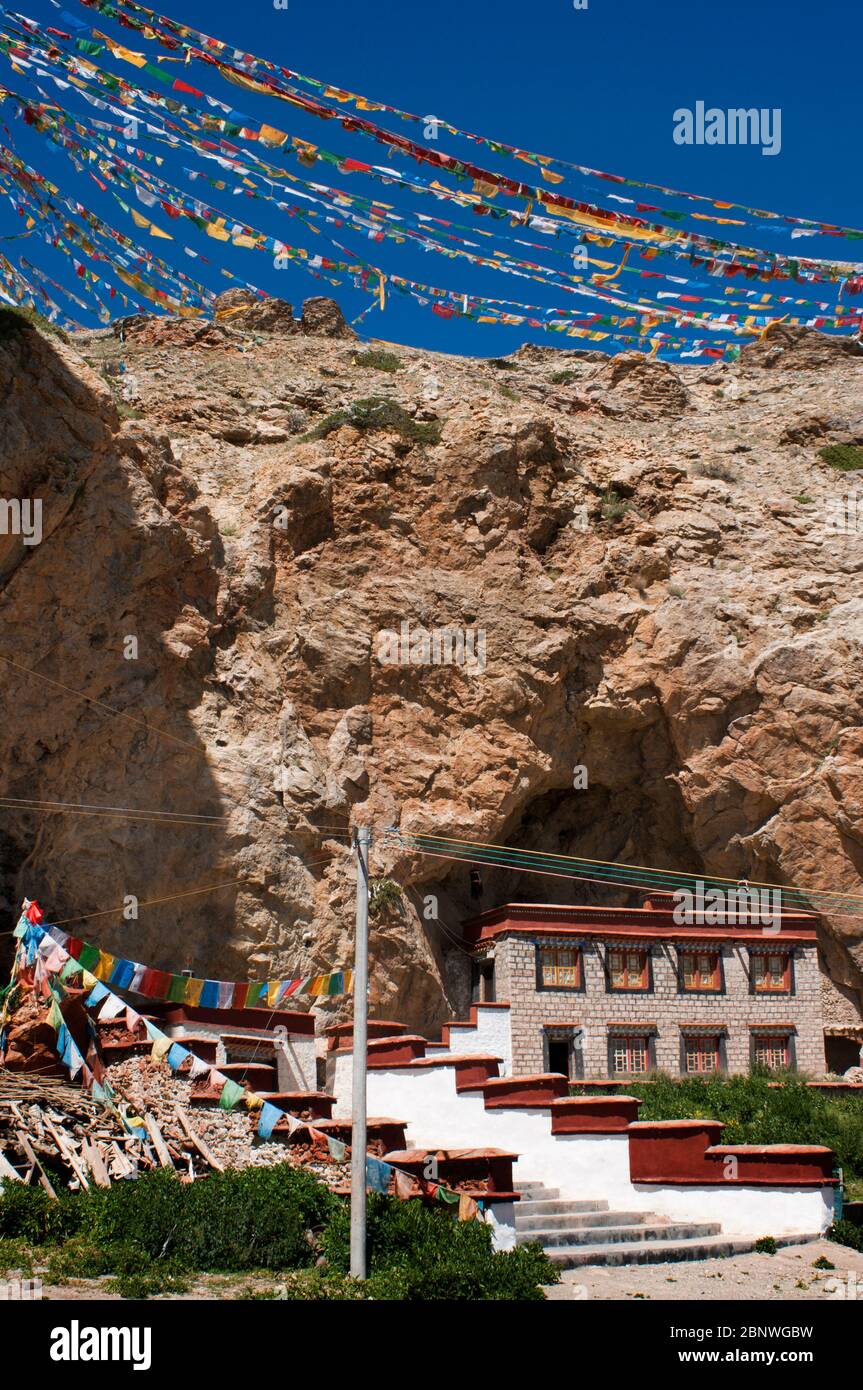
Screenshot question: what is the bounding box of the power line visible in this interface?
[0,795,228,829]
[0,650,352,839]
[383,831,863,920]
[0,795,224,822]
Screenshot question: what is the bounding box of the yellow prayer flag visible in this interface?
[540,167,565,184]
[259,124,289,148]
[106,41,147,68]
[93,952,115,981]
[184,977,204,1006]
[206,219,230,241]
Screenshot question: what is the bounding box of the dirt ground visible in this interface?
[544,1238,863,1301]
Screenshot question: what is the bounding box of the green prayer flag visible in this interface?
[219,1078,245,1111]
[167,974,188,1003]
[77,943,100,972]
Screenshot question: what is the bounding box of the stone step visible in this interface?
[517,1198,608,1216]
[546,1232,821,1270]
[519,1221,722,1249]
[514,1181,556,1195]
[516,1209,656,1234]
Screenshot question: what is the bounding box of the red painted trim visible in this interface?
[551,1096,642,1134]
[365,1036,427,1064]
[628,1120,836,1186]
[482,1074,569,1108]
[471,922,817,946]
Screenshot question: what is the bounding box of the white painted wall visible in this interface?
[485,1202,516,1251]
[275,1034,317,1091]
[434,1006,513,1075]
[339,1058,832,1237]
[637,1183,834,1237]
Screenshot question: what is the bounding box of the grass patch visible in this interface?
[600,488,631,521]
[498,383,520,402]
[353,349,402,372]
[587,1072,863,1181]
[298,397,441,446]
[819,444,863,472]
[549,369,578,385]
[487,357,517,370]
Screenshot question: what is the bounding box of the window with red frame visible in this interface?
[539,946,581,989]
[753,1034,790,1069]
[611,1034,650,1075]
[683,1035,721,1074]
[751,952,791,993]
[607,948,649,990]
[680,951,721,992]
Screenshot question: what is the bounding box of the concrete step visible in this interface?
[519,1221,722,1249]
[517,1198,609,1216]
[516,1182,559,1198]
[516,1209,656,1234]
[546,1232,821,1270]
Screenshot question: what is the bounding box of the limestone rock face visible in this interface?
[1,305,862,1036]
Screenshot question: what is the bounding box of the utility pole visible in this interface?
[349,823,371,1279]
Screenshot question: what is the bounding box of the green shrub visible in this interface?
[550,369,578,385]
[321,1193,556,1299]
[819,444,863,472]
[0,1163,337,1275]
[369,878,403,918]
[353,349,402,372]
[299,397,441,446]
[606,1073,863,1180]
[754,1236,778,1255]
[827,1219,863,1253]
[487,357,517,370]
[0,1183,82,1245]
[83,1164,336,1270]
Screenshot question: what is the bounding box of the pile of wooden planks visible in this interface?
[0,1069,226,1194]
[0,1067,144,1194]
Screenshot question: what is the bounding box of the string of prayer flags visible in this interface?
[69,0,863,243]
[41,918,353,1003]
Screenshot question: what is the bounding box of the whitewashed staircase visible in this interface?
[515,1181,819,1268]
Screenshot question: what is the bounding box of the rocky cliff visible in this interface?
[1,297,862,1034]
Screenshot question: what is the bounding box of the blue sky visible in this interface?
[0,0,860,355]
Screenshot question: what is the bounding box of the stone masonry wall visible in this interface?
[491,933,825,1079]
